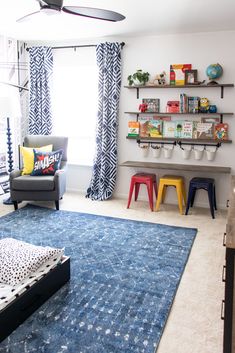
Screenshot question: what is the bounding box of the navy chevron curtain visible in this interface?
[28,46,53,135]
[86,42,122,200]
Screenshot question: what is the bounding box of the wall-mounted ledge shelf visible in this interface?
[125,112,233,116]
[120,160,231,174]
[124,83,234,98]
[125,112,233,123]
[126,135,232,144]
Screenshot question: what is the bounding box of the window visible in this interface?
[52,47,98,166]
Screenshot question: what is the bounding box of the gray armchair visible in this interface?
[10,135,68,211]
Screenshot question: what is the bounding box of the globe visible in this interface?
[206,63,223,81]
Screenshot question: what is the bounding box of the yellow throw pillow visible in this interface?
[20,144,53,175]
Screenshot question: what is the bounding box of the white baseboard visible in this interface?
[66,188,228,210]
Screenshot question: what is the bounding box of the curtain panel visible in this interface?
[86,42,122,200]
[28,47,53,135]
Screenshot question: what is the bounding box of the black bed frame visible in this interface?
[0,256,70,343]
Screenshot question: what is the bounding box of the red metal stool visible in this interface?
[127,173,158,211]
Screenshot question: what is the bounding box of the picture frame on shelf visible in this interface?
[142,98,160,112]
[185,70,198,85]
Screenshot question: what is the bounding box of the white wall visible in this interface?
[114,30,235,208]
[38,31,235,208]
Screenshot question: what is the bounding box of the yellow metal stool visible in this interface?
[155,175,186,214]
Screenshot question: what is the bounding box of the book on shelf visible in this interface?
[179,93,188,113]
[128,121,139,137]
[149,120,163,138]
[142,98,160,112]
[174,121,184,138]
[163,121,175,138]
[201,116,220,123]
[154,115,171,121]
[182,121,194,138]
[139,117,152,137]
[214,123,228,140]
[166,101,180,113]
[187,96,200,114]
[159,115,171,121]
[170,64,192,85]
[193,122,214,139]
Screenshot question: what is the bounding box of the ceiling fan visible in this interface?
[17,0,125,23]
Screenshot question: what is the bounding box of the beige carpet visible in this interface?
[0,192,227,353]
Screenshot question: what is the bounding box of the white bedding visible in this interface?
[0,238,63,286]
[0,238,64,311]
[0,253,65,311]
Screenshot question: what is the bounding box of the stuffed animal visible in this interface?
[139,103,148,112]
[154,71,167,85]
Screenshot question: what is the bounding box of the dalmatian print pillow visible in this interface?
[0,238,63,286]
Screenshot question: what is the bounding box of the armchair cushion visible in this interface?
[12,175,55,191]
[31,149,63,176]
[20,144,53,175]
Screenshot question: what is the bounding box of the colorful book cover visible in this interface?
[194,122,214,139]
[142,98,160,112]
[166,101,180,113]
[170,64,192,85]
[188,96,200,114]
[159,115,171,121]
[214,123,228,140]
[128,121,139,137]
[201,117,220,123]
[174,121,184,138]
[163,121,175,138]
[149,120,163,137]
[139,117,152,137]
[180,93,188,113]
[182,121,193,138]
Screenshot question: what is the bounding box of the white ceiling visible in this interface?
[0,0,235,42]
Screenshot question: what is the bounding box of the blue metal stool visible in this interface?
[185,177,217,219]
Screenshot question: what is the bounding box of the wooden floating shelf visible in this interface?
[124,83,234,99]
[124,84,234,89]
[120,161,231,174]
[125,112,233,116]
[126,136,232,144]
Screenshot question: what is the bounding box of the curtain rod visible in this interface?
[26,42,125,51]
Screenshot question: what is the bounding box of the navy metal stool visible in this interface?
[185,177,217,219]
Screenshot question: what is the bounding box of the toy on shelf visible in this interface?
[154,71,167,85]
[209,105,217,113]
[138,103,148,112]
[199,97,210,113]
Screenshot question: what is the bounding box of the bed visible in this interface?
[0,238,70,342]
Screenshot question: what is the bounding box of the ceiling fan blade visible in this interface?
[62,6,125,22]
[17,11,41,23]
[35,0,48,6]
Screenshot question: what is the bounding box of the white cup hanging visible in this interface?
[151,144,161,158]
[163,144,174,159]
[206,146,217,161]
[193,146,204,160]
[180,145,192,160]
[139,143,149,157]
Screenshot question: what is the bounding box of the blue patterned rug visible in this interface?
[0,205,197,353]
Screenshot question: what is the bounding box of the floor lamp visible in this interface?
[3,117,14,205]
[0,87,23,205]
